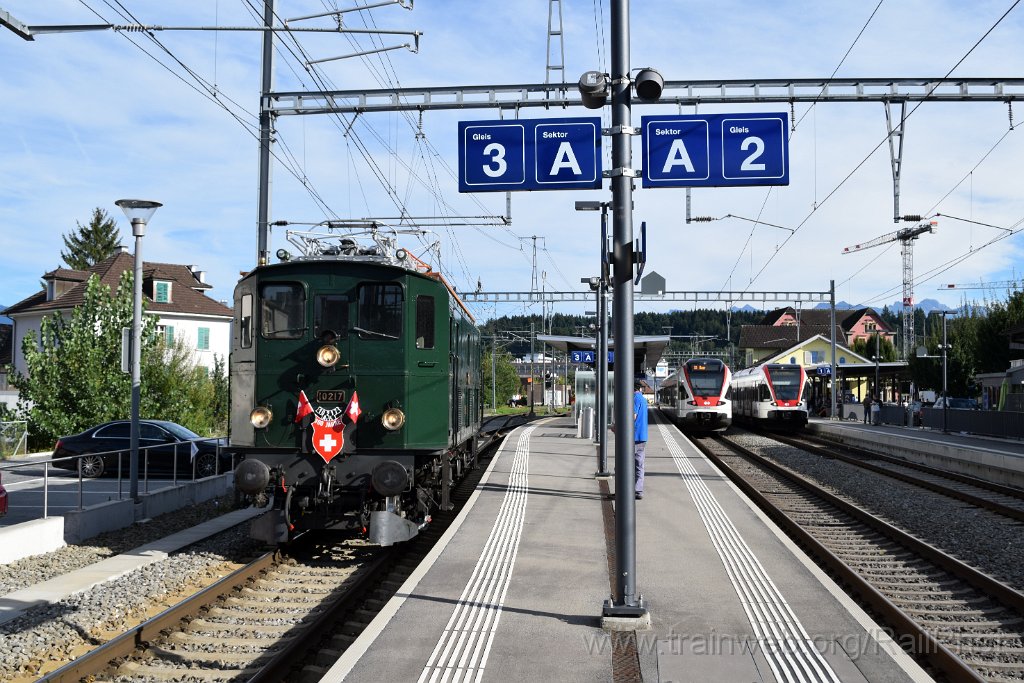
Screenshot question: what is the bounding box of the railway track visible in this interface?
[39,416,528,683]
[695,433,1024,683]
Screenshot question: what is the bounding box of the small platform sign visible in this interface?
[641,113,789,188]
[458,117,602,193]
[571,350,615,364]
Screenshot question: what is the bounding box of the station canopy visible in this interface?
[537,335,670,373]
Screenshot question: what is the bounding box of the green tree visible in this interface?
[480,348,521,409]
[851,334,897,362]
[61,207,123,270]
[12,272,226,448]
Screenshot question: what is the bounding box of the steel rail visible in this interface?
[39,551,278,682]
[699,434,1019,683]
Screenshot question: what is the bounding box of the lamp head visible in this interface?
[578,71,608,110]
[114,199,162,224]
[634,68,664,101]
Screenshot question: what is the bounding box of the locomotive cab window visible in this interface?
[415,295,435,349]
[315,294,349,340]
[261,283,306,339]
[357,283,402,340]
[240,294,253,348]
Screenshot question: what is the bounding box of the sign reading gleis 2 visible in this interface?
[458,117,602,192]
[641,113,789,188]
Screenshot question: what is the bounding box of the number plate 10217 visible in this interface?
[315,390,346,403]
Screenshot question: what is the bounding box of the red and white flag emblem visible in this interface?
[295,390,313,423]
[312,416,344,463]
[346,391,361,423]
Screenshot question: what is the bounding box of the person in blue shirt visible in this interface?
[633,379,649,500]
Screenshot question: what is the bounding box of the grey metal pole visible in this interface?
[256,0,275,267]
[597,238,611,475]
[129,218,144,501]
[491,337,497,413]
[605,0,644,617]
[530,321,536,415]
[875,331,881,401]
[942,314,949,433]
[829,280,837,419]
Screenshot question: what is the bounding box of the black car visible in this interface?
[52,420,230,479]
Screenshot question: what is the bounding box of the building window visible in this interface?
[155,281,171,303]
[164,325,175,345]
[198,327,210,350]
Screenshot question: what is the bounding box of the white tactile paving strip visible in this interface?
[416,425,535,683]
[657,422,843,683]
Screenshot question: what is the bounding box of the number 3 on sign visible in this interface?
[482,143,507,178]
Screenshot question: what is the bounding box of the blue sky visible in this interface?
[1,1,1023,319]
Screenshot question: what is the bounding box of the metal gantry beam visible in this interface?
[267,78,1024,115]
[462,289,832,304]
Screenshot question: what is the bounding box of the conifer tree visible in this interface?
[61,207,123,270]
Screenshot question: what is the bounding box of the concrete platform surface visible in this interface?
[324,414,933,682]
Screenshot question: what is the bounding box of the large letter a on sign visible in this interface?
[662,139,696,173]
[550,142,583,176]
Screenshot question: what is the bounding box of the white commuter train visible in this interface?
[659,358,732,433]
[731,362,809,430]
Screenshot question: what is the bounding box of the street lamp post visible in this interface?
[115,199,161,502]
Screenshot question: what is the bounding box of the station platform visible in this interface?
[808,417,1024,488]
[323,414,931,682]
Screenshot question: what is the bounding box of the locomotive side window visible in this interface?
[261,283,306,339]
[415,295,435,349]
[240,294,253,348]
[357,283,402,340]
[315,294,349,339]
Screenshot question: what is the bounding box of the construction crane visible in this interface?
[940,280,1022,290]
[842,221,937,360]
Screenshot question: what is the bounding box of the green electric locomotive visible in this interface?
[230,229,481,545]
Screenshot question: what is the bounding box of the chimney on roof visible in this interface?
[117,245,129,254]
[196,270,207,284]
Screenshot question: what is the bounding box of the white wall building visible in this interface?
[4,251,232,379]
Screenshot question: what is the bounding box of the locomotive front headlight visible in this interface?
[250,406,273,429]
[316,344,341,368]
[381,408,405,431]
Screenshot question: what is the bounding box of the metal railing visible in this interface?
[0,436,232,519]
[0,420,28,458]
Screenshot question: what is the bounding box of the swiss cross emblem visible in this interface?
[311,413,345,463]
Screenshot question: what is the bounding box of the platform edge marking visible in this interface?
[319,421,540,682]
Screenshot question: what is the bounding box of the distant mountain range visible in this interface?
[728,299,955,315]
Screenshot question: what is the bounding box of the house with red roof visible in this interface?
[4,250,232,379]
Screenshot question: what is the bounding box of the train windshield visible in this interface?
[261,283,306,339]
[765,366,803,401]
[357,283,403,340]
[686,362,724,395]
[315,294,349,340]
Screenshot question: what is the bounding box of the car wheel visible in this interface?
[195,452,218,478]
[80,454,105,479]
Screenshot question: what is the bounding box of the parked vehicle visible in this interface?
[0,470,7,516]
[52,420,229,479]
[933,397,980,410]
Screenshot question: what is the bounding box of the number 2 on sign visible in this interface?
[482,142,507,178]
[739,136,765,172]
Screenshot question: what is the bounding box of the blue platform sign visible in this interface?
[641,113,789,188]
[571,350,615,364]
[458,117,602,193]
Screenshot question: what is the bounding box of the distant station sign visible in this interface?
[571,350,615,364]
[641,112,789,188]
[458,117,602,193]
